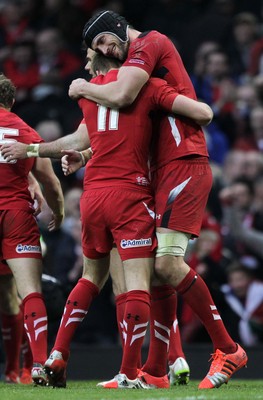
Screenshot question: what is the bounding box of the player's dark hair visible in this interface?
[0,74,16,109]
[91,53,122,75]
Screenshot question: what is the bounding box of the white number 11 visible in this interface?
[97,105,119,131]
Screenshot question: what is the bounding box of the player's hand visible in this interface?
[68,78,88,99]
[0,142,28,161]
[48,212,64,231]
[61,150,83,175]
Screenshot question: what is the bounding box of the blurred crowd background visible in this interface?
[1,0,263,349]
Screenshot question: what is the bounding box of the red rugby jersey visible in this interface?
[123,30,209,169]
[0,108,43,210]
[79,69,179,190]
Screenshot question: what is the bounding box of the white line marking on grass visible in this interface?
[101,397,215,400]
[100,397,263,400]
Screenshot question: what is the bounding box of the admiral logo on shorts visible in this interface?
[121,238,152,249]
[16,244,41,254]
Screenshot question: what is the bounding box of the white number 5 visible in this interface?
[0,127,19,163]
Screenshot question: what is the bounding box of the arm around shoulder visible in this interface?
[69,67,149,108]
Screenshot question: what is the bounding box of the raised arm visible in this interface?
[69,66,149,108]
[32,158,64,231]
[171,95,213,126]
[0,123,90,161]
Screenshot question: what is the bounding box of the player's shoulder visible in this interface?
[90,75,104,84]
[137,30,170,44]
[7,110,28,128]
[90,70,118,84]
[131,30,173,54]
[1,110,41,141]
[138,30,168,40]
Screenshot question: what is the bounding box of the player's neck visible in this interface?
[128,28,141,43]
[0,104,10,111]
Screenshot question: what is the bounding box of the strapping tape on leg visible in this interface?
[156,231,190,257]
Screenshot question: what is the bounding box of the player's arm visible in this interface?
[27,172,44,216]
[0,123,90,161]
[69,66,149,108]
[171,95,213,126]
[32,158,64,231]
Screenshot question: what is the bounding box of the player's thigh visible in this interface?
[110,189,157,261]
[80,190,114,256]
[7,257,43,299]
[1,209,42,260]
[122,257,154,292]
[109,247,126,296]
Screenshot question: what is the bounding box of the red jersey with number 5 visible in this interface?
[0,108,43,210]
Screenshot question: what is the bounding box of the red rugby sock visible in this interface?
[1,309,23,374]
[143,285,176,376]
[168,318,185,364]
[23,292,48,365]
[115,293,127,348]
[176,269,236,353]
[52,278,99,361]
[120,290,150,379]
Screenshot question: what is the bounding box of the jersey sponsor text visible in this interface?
[16,244,41,254]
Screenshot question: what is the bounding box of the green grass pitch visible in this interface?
[0,380,262,400]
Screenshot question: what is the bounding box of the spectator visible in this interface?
[219,177,263,279]
[2,38,39,106]
[191,40,221,96]
[220,149,247,185]
[202,122,229,165]
[207,150,247,221]
[35,119,62,142]
[232,81,260,142]
[40,187,83,289]
[253,175,263,213]
[0,0,31,46]
[219,262,263,346]
[35,27,82,92]
[243,151,263,181]
[192,48,238,145]
[226,12,260,78]
[63,187,82,221]
[234,106,263,151]
[42,217,82,291]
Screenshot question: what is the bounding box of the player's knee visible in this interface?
[154,231,190,281]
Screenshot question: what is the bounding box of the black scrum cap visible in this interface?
[83,10,129,48]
